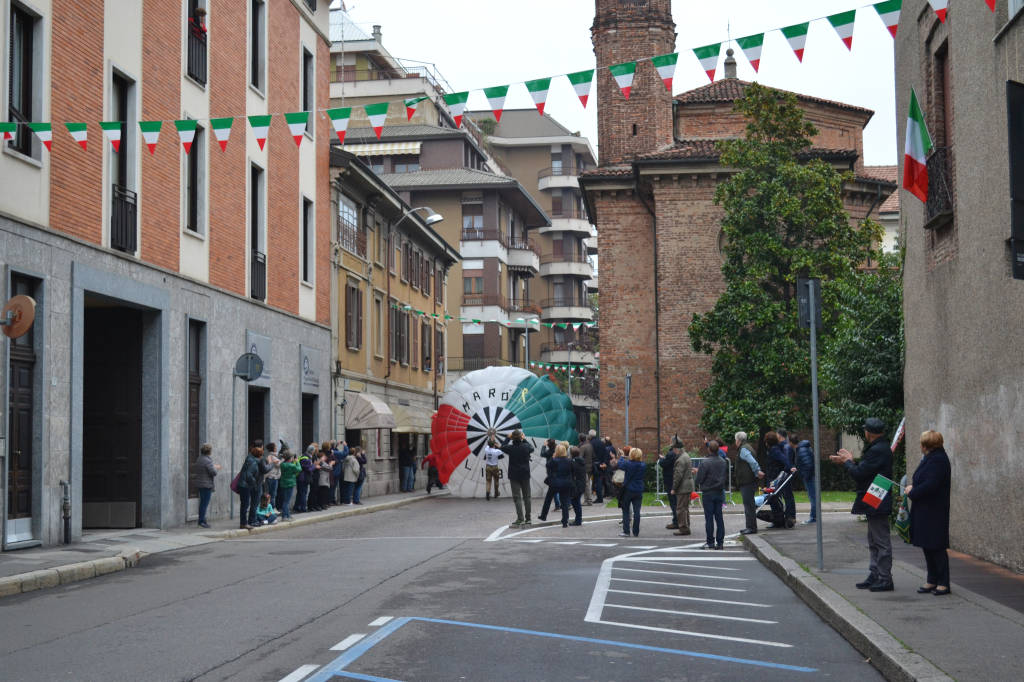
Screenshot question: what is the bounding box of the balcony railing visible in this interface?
[447,357,528,372]
[339,227,367,258]
[508,236,538,253]
[925,147,954,229]
[187,20,207,85]
[508,299,542,315]
[541,339,597,354]
[548,204,586,221]
[538,163,587,180]
[111,184,137,254]
[461,228,509,248]
[462,293,508,309]
[251,250,267,301]
[540,252,590,265]
[542,297,591,309]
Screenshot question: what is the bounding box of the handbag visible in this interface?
[230,471,241,493]
[612,468,626,486]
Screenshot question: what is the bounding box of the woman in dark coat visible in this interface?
[905,430,952,596]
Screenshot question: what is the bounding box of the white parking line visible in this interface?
[622,556,755,562]
[514,539,545,543]
[605,603,777,624]
[608,588,769,608]
[368,616,393,627]
[613,567,750,581]
[589,618,793,648]
[278,664,320,682]
[618,558,746,569]
[552,541,582,545]
[610,577,746,593]
[582,542,618,547]
[329,633,366,651]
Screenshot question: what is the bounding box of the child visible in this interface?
[255,493,277,526]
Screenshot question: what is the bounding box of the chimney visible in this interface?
[724,48,737,79]
[372,25,382,44]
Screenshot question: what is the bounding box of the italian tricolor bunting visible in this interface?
[693,43,721,82]
[404,96,427,121]
[0,122,15,141]
[525,77,551,115]
[284,112,309,147]
[781,22,809,62]
[927,0,947,22]
[100,121,122,151]
[828,10,857,51]
[364,102,389,139]
[567,69,593,108]
[986,0,996,10]
[65,123,88,150]
[736,34,765,72]
[862,474,894,509]
[326,108,351,144]
[174,119,198,154]
[443,91,469,128]
[609,61,636,99]
[874,0,902,38]
[248,115,272,150]
[484,85,509,121]
[139,121,162,154]
[210,117,233,151]
[651,53,678,92]
[28,123,52,151]
[903,88,932,203]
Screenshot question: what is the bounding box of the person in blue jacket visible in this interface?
[790,433,818,524]
[906,430,952,596]
[613,447,646,537]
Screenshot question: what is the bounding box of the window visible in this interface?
[463,277,483,294]
[389,303,399,362]
[304,0,316,10]
[462,203,484,235]
[250,0,265,90]
[391,307,409,364]
[375,220,387,265]
[1013,0,1024,16]
[401,311,410,364]
[338,195,365,256]
[402,241,411,282]
[185,123,205,234]
[435,266,443,303]
[411,320,419,369]
[388,230,396,273]
[435,328,444,373]
[301,198,313,283]
[111,73,138,253]
[366,156,385,174]
[423,257,432,297]
[186,320,205,499]
[411,250,421,289]
[374,295,384,356]
[186,0,208,85]
[7,4,38,157]
[301,48,314,135]
[250,164,266,300]
[345,282,362,350]
[422,321,432,371]
[393,155,420,173]
[551,154,563,175]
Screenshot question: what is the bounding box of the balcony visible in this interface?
[110,184,137,254]
[540,342,596,367]
[540,204,593,235]
[924,147,954,230]
[540,297,593,321]
[585,276,598,293]
[538,164,582,191]
[584,234,597,255]
[339,227,367,258]
[447,356,528,373]
[186,19,207,85]
[540,252,593,279]
[461,228,509,247]
[250,250,266,301]
[507,236,540,274]
[461,293,508,309]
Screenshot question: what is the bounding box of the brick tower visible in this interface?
[591,0,676,165]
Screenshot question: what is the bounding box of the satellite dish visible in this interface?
[1,295,36,339]
[234,352,264,382]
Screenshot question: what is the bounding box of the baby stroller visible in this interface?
[754,471,796,525]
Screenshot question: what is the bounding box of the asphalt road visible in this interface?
[0,498,880,681]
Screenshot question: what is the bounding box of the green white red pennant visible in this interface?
[650,53,679,92]
[484,85,509,121]
[828,10,857,51]
[608,61,636,99]
[404,96,427,121]
[139,121,162,154]
[693,42,721,81]
[0,122,15,141]
[326,108,351,143]
[986,0,996,10]
[874,0,901,38]
[567,69,594,108]
[903,88,933,203]
[210,117,233,151]
[927,0,947,22]
[284,112,309,146]
[64,122,88,150]
[525,77,551,115]
[248,115,272,150]
[736,33,765,73]
[100,121,122,151]
[174,119,198,154]
[28,123,52,151]
[443,91,469,128]
[781,22,809,62]
[364,102,389,139]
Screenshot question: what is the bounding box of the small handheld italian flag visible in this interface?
[567,69,594,108]
[863,474,895,509]
[326,108,351,144]
[484,85,509,121]
[525,77,551,116]
[608,61,636,99]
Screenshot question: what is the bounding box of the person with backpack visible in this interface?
[613,447,646,537]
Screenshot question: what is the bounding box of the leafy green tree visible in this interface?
[688,83,879,438]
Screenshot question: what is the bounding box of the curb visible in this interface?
[742,534,952,682]
[0,492,444,600]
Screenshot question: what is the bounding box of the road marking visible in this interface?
[611,577,746,592]
[618,558,746,568]
[589,618,793,648]
[622,556,755,562]
[330,633,366,651]
[582,542,618,547]
[631,545,656,549]
[552,541,582,544]
[368,616,393,627]
[605,603,777,624]
[278,664,320,682]
[613,567,750,581]
[608,588,769,608]
[484,525,510,542]
[513,539,545,543]
[486,514,673,541]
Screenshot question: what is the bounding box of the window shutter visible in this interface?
[357,289,363,348]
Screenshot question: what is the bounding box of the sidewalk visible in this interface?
[0,489,445,598]
[746,510,1024,682]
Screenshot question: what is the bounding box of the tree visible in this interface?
[688,83,879,438]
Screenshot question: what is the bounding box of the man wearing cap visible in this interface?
[831,418,894,592]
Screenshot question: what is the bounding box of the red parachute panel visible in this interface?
[429,404,472,484]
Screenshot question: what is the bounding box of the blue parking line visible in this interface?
[306,618,411,682]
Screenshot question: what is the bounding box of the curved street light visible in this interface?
[400,205,443,226]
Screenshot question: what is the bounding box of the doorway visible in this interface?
[301,393,317,449]
[6,274,39,543]
[248,386,268,449]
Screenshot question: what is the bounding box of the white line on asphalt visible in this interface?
[620,556,753,564]
[613,566,750,581]
[368,616,393,627]
[278,664,320,682]
[484,525,510,542]
[582,542,619,547]
[591,618,792,648]
[618,560,744,570]
[631,545,656,549]
[329,633,366,651]
[488,514,673,541]
[608,588,769,608]
[514,539,545,543]
[610,577,746,592]
[604,603,777,624]
[552,541,582,545]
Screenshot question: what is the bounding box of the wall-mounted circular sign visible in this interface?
[234,352,264,382]
[1,295,36,339]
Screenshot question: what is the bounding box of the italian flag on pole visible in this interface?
[525,77,551,115]
[364,102,389,139]
[65,122,88,150]
[174,119,198,154]
[862,474,895,509]
[567,69,594,108]
[28,123,52,151]
[284,112,309,147]
[903,88,933,203]
[828,10,857,51]
[100,121,122,151]
[781,22,809,62]
[248,115,272,150]
[404,96,427,121]
[443,91,469,128]
[650,53,678,92]
[139,121,162,154]
[874,0,902,38]
[210,117,233,151]
[609,61,637,99]
[484,85,509,121]
[736,33,765,73]
[693,43,721,82]
[326,108,351,144]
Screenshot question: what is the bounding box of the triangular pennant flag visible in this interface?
[139,121,162,154]
[484,85,509,121]
[736,34,765,73]
[100,121,123,152]
[404,96,427,121]
[174,119,198,154]
[874,0,902,38]
[693,42,721,82]
[524,77,552,115]
[64,122,88,151]
[27,123,52,151]
[903,88,933,203]
[0,122,16,141]
[650,53,679,92]
[210,117,233,151]
[567,69,594,108]
[828,10,857,51]
[248,115,272,150]
[608,61,637,99]
[781,22,810,63]
[284,112,309,147]
[985,0,996,10]
[326,108,351,144]
[927,0,947,22]
[364,102,389,139]
[443,91,469,128]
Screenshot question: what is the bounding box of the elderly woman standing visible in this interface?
[614,448,647,537]
[906,430,952,596]
[194,443,220,529]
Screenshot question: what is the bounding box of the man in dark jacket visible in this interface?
[658,443,680,529]
[398,443,415,492]
[695,441,728,550]
[580,433,595,506]
[833,418,894,592]
[500,430,535,528]
[591,434,610,503]
[776,429,798,525]
[791,434,817,524]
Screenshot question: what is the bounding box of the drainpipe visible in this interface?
[636,181,662,452]
[432,258,438,409]
[59,479,71,544]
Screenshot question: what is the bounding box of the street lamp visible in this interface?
[400,205,443,226]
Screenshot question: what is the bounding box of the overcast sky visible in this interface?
[342,0,897,167]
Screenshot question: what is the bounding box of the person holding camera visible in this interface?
[482,438,505,500]
[500,430,535,528]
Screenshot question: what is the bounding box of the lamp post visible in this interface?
[400,205,443,227]
[567,341,576,399]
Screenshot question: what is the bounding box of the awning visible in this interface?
[345,391,396,430]
[344,142,422,157]
[390,403,434,434]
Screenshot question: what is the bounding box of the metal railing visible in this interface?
[187,20,207,85]
[541,297,591,309]
[111,184,137,253]
[250,250,266,301]
[461,293,508,309]
[538,164,587,180]
[507,299,542,315]
[925,147,954,228]
[541,339,597,354]
[447,356,528,372]
[339,227,367,257]
[548,204,588,221]
[540,251,590,265]
[508,236,538,253]
[461,228,509,248]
